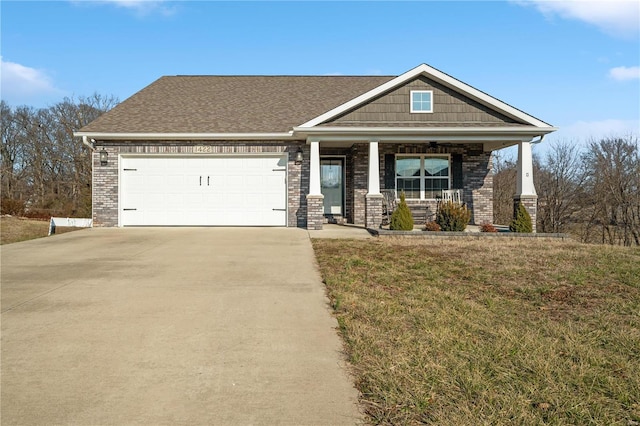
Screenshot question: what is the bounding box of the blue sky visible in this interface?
[1,0,639,152]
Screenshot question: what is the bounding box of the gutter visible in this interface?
[74,131,296,141]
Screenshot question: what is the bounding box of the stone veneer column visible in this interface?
[514,140,537,232]
[306,140,324,230]
[365,141,383,228]
[365,194,383,228]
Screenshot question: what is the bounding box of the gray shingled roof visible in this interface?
[80,75,394,134]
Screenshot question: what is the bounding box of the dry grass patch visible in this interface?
[1,216,82,245]
[313,238,640,425]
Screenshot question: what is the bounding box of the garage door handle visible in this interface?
[199,176,202,186]
[207,176,210,186]
[123,208,137,211]
[272,208,286,211]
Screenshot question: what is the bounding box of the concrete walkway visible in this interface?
[1,228,361,425]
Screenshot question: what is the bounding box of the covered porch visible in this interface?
[300,129,541,232]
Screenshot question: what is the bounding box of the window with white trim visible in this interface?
[396,155,450,199]
[410,90,433,113]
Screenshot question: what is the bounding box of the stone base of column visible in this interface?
[513,195,538,233]
[306,194,324,230]
[365,194,384,229]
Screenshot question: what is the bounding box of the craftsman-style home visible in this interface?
[76,64,556,230]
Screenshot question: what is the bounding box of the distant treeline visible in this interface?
[1,95,118,218]
[494,136,640,246]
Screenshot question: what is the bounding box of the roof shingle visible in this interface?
[80,75,394,134]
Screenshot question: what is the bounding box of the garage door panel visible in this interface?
[121,156,287,226]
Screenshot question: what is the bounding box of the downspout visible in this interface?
[82,136,96,227]
[530,135,545,145]
[82,136,95,150]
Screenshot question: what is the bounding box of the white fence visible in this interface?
[48,217,93,236]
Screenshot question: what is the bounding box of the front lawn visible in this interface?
[0,216,82,245]
[312,238,640,425]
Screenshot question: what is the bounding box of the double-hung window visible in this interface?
[396,155,450,200]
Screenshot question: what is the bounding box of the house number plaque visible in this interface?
[194,145,213,154]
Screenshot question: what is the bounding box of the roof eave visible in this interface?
[293,126,558,141]
[73,131,296,141]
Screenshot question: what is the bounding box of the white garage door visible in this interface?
[120,156,287,226]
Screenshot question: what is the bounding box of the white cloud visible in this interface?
[71,0,175,16]
[609,66,640,81]
[551,119,640,144]
[515,0,640,38]
[0,57,64,105]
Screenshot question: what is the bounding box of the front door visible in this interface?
[320,158,344,215]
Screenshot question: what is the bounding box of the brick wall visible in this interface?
[91,141,307,227]
[352,144,369,226]
[306,195,324,230]
[365,194,384,228]
[91,146,119,226]
[377,143,493,225]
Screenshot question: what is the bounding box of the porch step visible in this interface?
[408,205,430,225]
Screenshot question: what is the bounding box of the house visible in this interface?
[75,64,556,231]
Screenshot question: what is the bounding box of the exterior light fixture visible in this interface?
[295,147,304,164]
[99,149,108,166]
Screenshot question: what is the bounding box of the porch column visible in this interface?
[306,140,324,230]
[365,140,384,228]
[514,139,538,232]
[367,141,381,195]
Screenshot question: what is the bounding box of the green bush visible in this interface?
[436,201,471,231]
[390,192,414,231]
[510,203,533,233]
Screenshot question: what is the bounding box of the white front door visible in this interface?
[120,155,287,226]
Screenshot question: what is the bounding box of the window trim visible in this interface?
[395,154,451,200]
[410,90,434,113]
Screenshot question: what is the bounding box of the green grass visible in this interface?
[312,238,640,425]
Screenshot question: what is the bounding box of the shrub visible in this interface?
[23,208,54,220]
[1,198,26,216]
[390,191,414,231]
[510,203,533,233]
[424,221,441,232]
[480,223,498,233]
[436,201,471,231]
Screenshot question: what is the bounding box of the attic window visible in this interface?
[410,90,433,113]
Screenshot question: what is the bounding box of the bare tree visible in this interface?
[1,94,118,217]
[535,140,585,233]
[492,150,517,225]
[581,136,640,246]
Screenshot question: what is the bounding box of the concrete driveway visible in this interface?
[1,228,361,425]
